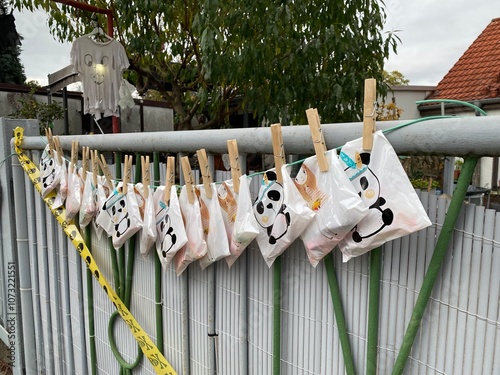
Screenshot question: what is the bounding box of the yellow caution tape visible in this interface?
[13,127,177,375]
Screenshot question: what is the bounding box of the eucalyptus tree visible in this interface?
[15,0,398,129]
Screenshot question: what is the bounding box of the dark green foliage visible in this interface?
[14,0,398,130]
[0,45,26,84]
[9,81,64,134]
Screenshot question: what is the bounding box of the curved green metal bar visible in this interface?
[324,253,356,375]
[272,256,282,375]
[153,153,164,353]
[84,225,98,375]
[108,152,144,371]
[108,311,143,370]
[366,247,382,375]
[391,156,479,374]
[416,99,488,116]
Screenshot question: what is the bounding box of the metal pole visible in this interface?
[207,152,217,374]
[50,215,65,371]
[18,116,500,157]
[153,153,164,353]
[324,253,356,375]
[366,247,382,375]
[60,230,75,373]
[391,156,479,375]
[63,87,69,134]
[239,153,248,375]
[272,256,282,375]
[75,232,89,375]
[178,152,191,375]
[84,225,97,375]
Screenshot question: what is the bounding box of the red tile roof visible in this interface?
[428,17,500,101]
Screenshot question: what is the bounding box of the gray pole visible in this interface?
[17,116,500,157]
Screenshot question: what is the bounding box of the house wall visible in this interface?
[0,90,83,135]
[0,85,174,135]
[382,85,436,120]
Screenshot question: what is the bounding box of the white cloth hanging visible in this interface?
[70,36,129,119]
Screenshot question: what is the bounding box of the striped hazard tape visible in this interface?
[13,127,177,375]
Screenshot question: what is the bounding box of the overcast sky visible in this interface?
[12,1,500,87]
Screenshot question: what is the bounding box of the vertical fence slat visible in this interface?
[379,240,393,374]
[462,205,485,374]
[443,203,466,374]
[453,203,476,374]
[43,206,55,373]
[427,194,449,374]
[473,209,496,375]
[483,212,500,375]
[25,151,44,373]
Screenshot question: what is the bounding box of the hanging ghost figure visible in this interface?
[253,171,291,245]
[343,151,394,242]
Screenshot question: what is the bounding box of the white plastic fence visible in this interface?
[16,163,500,375]
[1,117,499,375]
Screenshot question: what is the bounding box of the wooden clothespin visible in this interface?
[45,127,54,156]
[164,156,175,203]
[181,156,195,204]
[362,78,377,151]
[306,108,329,172]
[227,139,241,193]
[141,155,150,199]
[52,136,64,165]
[196,148,213,199]
[97,153,114,191]
[271,123,286,184]
[69,140,77,173]
[122,155,133,194]
[90,149,98,188]
[81,146,89,177]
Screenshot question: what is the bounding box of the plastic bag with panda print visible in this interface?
[197,183,231,270]
[65,167,83,221]
[253,168,315,267]
[222,175,259,268]
[174,185,208,275]
[338,131,432,262]
[93,176,112,239]
[96,183,143,250]
[135,183,157,256]
[79,171,97,228]
[295,150,368,267]
[153,185,187,270]
[52,154,68,209]
[40,145,62,199]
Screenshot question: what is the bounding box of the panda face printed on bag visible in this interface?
[253,171,291,245]
[158,214,177,257]
[342,151,394,243]
[155,203,177,258]
[104,195,130,238]
[40,154,56,189]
